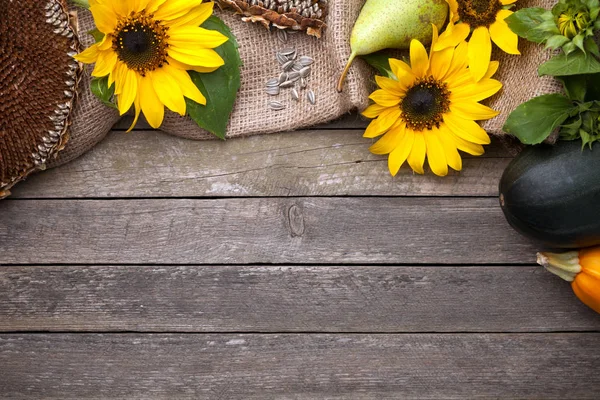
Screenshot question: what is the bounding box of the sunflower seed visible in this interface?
[266,86,280,96]
[276,29,288,44]
[298,56,314,66]
[282,60,295,71]
[307,90,316,105]
[266,78,279,87]
[299,66,311,78]
[279,48,296,57]
[291,62,304,72]
[269,101,285,111]
[279,80,295,88]
[278,72,288,84]
[300,78,308,89]
[287,71,301,82]
[276,52,288,65]
[291,88,299,101]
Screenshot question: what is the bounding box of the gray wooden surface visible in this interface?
[1,116,598,399]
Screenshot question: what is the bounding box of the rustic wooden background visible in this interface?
[1,115,600,399]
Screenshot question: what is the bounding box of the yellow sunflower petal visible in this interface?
[438,125,463,171]
[450,101,500,120]
[91,49,118,78]
[484,61,500,79]
[361,103,387,119]
[144,0,168,14]
[169,2,214,28]
[151,66,186,115]
[127,94,142,133]
[369,122,405,155]
[166,67,207,105]
[452,133,486,156]
[407,132,426,174]
[430,46,454,80]
[369,89,401,107]
[443,112,491,145]
[410,39,430,77]
[425,129,448,177]
[169,48,225,68]
[434,22,470,51]
[447,0,459,20]
[489,10,521,55]
[117,68,139,115]
[74,44,99,64]
[468,26,492,82]
[168,26,229,49]
[389,58,412,78]
[388,128,414,176]
[450,78,503,102]
[364,118,387,139]
[500,0,517,4]
[154,0,204,20]
[443,41,469,81]
[139,76,165,129]
[89,4,117,33]
[167,57,219,74]
[113,62,128,95]
[375,76,404,96]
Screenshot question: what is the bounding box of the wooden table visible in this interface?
[1,115,599,399]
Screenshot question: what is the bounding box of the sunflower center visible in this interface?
[457,0,502,28]
[401,77,450,131]
[112,12,169,76]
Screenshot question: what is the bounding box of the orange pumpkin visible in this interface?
[538,247,600,314]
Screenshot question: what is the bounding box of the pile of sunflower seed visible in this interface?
[266,47,316,111]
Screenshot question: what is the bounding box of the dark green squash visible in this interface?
[499,140,600,249]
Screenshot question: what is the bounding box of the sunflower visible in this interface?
[362,28,502,177]
[433,0,519,82]
[75,0,228,130]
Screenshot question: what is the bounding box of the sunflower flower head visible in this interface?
[434,0,520,82]
[75,0,228,130]
[362,27,502,177]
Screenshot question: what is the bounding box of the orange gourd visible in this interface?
[537,246,600,314]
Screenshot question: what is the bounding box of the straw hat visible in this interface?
[0,0,82,198]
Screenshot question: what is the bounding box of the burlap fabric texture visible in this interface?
[53,0,561,167]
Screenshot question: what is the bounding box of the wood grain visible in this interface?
[10,130,514,199]
[1,333,598,399]
[0,197,538,265]
[1,265,598,332]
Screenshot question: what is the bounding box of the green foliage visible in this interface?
[90,76,117,110]
[360,52,397,80]
[186,16,242,140]
[503,94,576,144]
[505,0,600,146]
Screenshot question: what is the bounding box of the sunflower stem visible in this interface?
[70,0,90,9]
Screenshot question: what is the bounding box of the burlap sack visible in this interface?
[53,0,562,167]
[160,0,371,140]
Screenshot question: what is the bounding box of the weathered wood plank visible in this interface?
[10,130,514,199]
[1,265,597,332]
[1,333,598,399]
[0,198,537,265]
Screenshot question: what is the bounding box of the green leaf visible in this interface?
[88,28,104,43]
[360,52,397,79]
[538,51,600,76]
[185,16,242,140]
[558,75,588,102]
[545,34,570,50]
[90,76,117,110]
[503,94,576,144]
[506,8,557,43]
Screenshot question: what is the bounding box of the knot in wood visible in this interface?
[287,204,305,237]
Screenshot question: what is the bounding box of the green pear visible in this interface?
[337,0,448,92]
